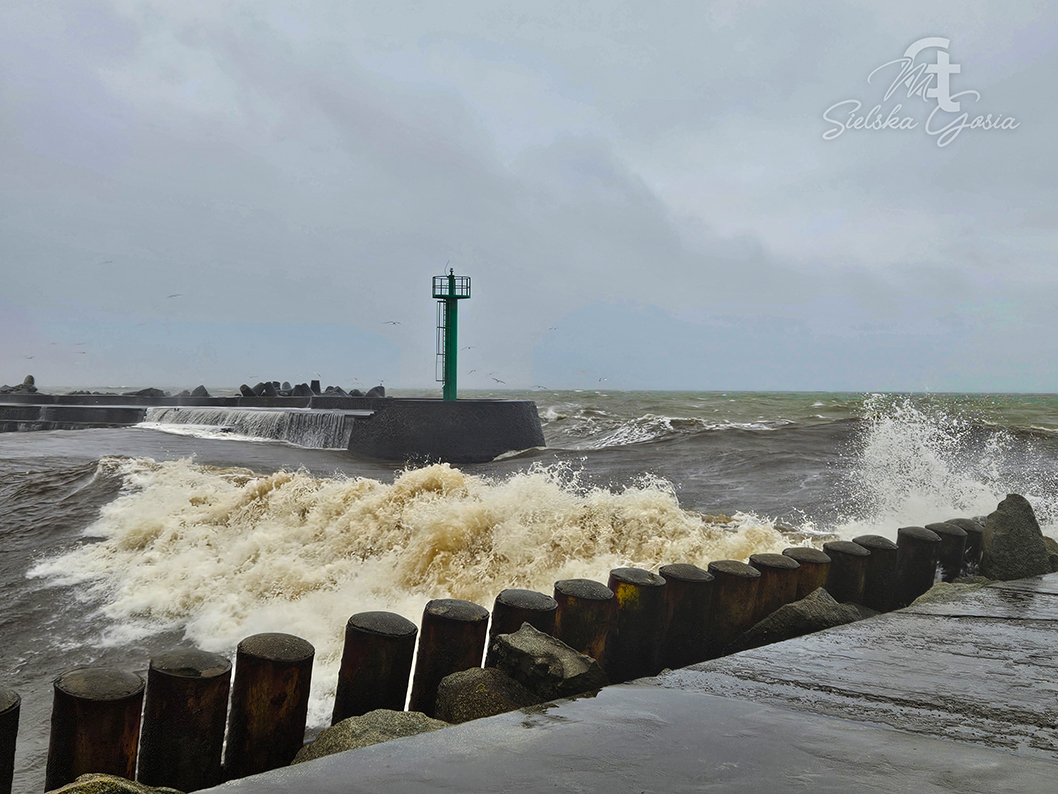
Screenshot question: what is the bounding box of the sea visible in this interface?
[3,388,1058,792]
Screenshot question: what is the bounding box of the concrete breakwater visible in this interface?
[0,387,544,462]
[6,494,1053,794]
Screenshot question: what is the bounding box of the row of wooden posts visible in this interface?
[0,519,979,794]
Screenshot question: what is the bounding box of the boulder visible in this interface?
[492,623,608,701]
[123,387,168,398]
[910,581,990,606]
[1043,536,1058,573]
[293,383,312,397]
[724,588,869,655]
[980,494,1052,580]
[47,773,183,793]
[365,385,386,398]
[435,666,540,724]
[260,381,278,398]
[349,388,364,397]
[292,710,448,764]
[190,385,210,397]
[239,384,255,397]
[281,381,292,391]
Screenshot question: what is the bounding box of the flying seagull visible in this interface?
[383,321,401,325]
[491,377,506,384]
[166,293,182,299]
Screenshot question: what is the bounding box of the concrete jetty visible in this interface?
[201,573,1058,793]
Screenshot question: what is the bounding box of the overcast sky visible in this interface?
[1,1,1055,392]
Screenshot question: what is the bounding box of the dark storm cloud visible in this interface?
[0,1,1054,390]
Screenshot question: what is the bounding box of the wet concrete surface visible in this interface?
[203,575,1058,793]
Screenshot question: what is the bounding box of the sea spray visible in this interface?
[29,456,791,727]
[832,394,1058,538]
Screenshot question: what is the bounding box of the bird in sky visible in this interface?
[468,369,477,374]
[548,327,559,331]
[599,377,608,382]
[491,377,506,384]
[383,321,401,325]
[23,355,34,359]
[166,293,182,299]
[461,345,475,350]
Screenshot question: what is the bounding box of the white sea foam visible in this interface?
[29,457,791,727]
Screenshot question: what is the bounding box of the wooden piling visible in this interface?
[925,522,968,583]
[605,568,667,684]
[658,563,714,670]
[706,560,761,657]
[552,579,614,666]
[408,599,489,717]
[0,688,18,794]
[894,526,942,608]
[782,547,831,599]
[138,649,232,792]
[333,612,417,725]
[852,535,899,613]
[822,541,870,604]
[45,667,145,791]
[485,589,558,667]
[945,517,985,574]
[748,553,800,622]
[224,633,314,780]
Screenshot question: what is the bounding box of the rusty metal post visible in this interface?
[485,589,558,667]
[852,535,899,613]
[946,517,985,575]
[925,522,968,583]
[894,526,942,608]
[0,688,18,794]
[604,568,667,684]
[822,541,870,604]
[45,667,145,791]
[748,553,800,622]
[552,579,614,666]
[658,563,714,670]
[224,633,314,780]
[783,547,831,599]
[138,649,231,791]
[332,612,417,725]
[706,560,761,658]
[408,599,489,717]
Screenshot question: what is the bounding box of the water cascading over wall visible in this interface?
[143,407,354,449]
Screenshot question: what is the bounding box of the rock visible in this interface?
[261,381,278,398]
[952,575,996,585]
[292,710,448,764]
[349,388,364,397]
[48,773,183,793]
[123,388,168,398]
[292,383,312,397]
[239,384,255,397]
[1043,536,1058,573]
[492,623,608,701]
[435,666,540,724]
[365,385,386,398]
[325,385,349,397]
[190,385,210,397]
[310,379,321,394]
[23,374,34,387]
[281,381,292,391]
[910,581,990,606]
[724,588,868,655]
[175,389,191,397]
[980,494,1052,580]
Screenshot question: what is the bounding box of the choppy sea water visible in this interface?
[2,389,1058,792]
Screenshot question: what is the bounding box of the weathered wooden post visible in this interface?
[552,579,614,666]
[783,547,831,598]
[945,517,984,574]
[409,599,489,717]
[485,589,558,667]
[925,522,968,583]
[333,612,418,724]
[893,526,942,608]
[822,541,870,604]
[748,553,800,622]
[224,633,314,780]
[706,560,761,657]
[852,535,899,613]
[45,668,144,791]
[658,563,714,670]
[0,688,18,794]
[138,649,232,791]
[605,568,667,684]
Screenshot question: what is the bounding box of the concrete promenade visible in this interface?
[204,574,1058,793]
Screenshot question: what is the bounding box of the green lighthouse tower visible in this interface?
[433,268,471,400]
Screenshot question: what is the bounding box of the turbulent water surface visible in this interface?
[2,389,1058,792]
